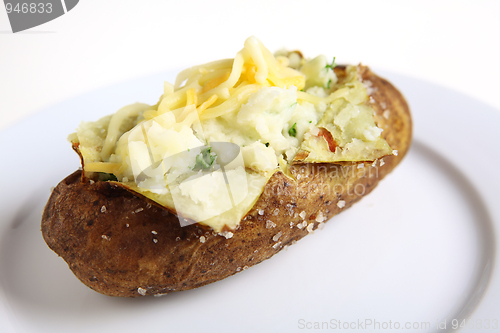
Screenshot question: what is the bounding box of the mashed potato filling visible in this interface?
[69,36,391,232]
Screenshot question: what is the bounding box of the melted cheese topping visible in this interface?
[69,36,391,232]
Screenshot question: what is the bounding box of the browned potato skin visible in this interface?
[41,66,412,297]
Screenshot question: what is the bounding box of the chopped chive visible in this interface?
[325,56,337,70]
[193,147,217,170]
[288,123,297,137]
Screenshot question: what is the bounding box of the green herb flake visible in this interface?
[326,79,332,89]
[193,147,217,170]
[325,56,337,70]
[288,123,297,137]
[99,172,118,182]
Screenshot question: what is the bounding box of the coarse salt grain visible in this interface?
[258,209,264,215]
[307,223,314,233]
[101,235,110,241]
[126,224,129,227]
[175,237,181,241]
[380,159,385,166]
[357,163,364,169]
[383,110,390,119]
[146,203,152,209]
[151,230,157,235]
[273,231,282,242]
[318,223,325,230]
[153,238,158,244]
[236,267,241,272]
[219,231,234,239]
[290,221,294,228]
[273,242,281,249]
[273,208,279,216]
[266,220,276,228]
[297,221,306,229]
[154,293,168,297]
[199,236,206,243]
[299,211,306,219]
[135,208,144,213]
[315,211,325,222]
[243,266,249,270]
[337,200,346,208]
[101,205,106,213]
[393,150,398,156]
[137,287,147,296]
[372,159,378,167]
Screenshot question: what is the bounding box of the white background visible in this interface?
[0,0,499,131]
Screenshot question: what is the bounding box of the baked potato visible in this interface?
[42,37,412,297]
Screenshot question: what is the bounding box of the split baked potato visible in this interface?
[42,37,412,297]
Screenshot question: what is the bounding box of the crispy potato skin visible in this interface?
[41,66,412,297]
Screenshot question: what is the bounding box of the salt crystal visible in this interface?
[199,236,206,243]
[219,231,234,239]
[273,231,282,242]
[137,287,147,296]
[315,211,325,222]
[337,200,346,208]
[266,220,276,228]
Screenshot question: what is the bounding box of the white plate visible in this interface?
[0,71,498,333]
